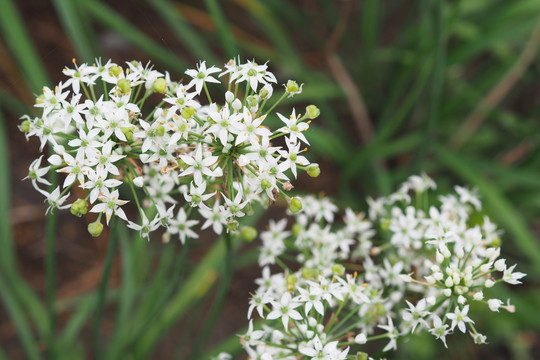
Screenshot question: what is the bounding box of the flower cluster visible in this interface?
[241,174,525,359]
[20,58,320,240]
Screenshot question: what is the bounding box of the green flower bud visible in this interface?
[292,223,303,237]
[109,65,122,78]
[307,163,320,178]
[117,79,131,94]
[153,77,167,93]
[285,80,299,94]
[241,226,258,242]
[70,199,88,217]
[246,95,260,108]
[88,220,104,237]
[289,197,303,213]
[305,105,320,119]
[35,94,45,105]
[332,264,345,276]
[120,127,134,141]
[19,120,31,133]
[181,106,195,119]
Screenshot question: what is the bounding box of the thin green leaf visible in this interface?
[149,0,219,64]
[80,0,187,73]
[0,274,42,360]
[0,0,50,92]
[52,0,101,62]
[204,0,238,58]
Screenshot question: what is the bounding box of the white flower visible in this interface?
[487,298,503,312]
[429,315,450,348]
[168,207,199,244]
[446,305,474,333]
[266,292,302,328]
[185,61,221,94]
[502,264,526,285]
[90,188,129,224]
[199,201,230,235]
[179,144,223,185]
[276,109,310,145]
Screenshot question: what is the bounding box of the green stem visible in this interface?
[45,158,58,359]
[264,91,288,116]
[91,219,119,358]
[189,232,234,359]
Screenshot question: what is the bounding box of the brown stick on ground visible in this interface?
[451,14,540,149]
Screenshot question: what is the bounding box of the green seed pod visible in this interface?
[181,106,195,119]
[241,226,258,242]
[332,264,345,276]
[120,127,134,141]
[153,77,167,93]
[286,274,297,286]
[246,95,260,108]
[289,197,303,213]
[285,80,299,94]
[375,303,387,317]
[227,220,239,232]
[305,105,320,119]
[292,223,303,237]
[70,199,88,217]
[307,163,320,178]
[88,220,104,237]
[155,125,165,137]
[109,65,122,77]
[19,120,31,133]
[301,267,320,279]
[117,79,131,94]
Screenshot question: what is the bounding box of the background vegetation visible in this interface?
[0,0,539,359]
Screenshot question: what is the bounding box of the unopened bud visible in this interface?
[240,226,258,242]
[307,163,320,178]
[88,220,104,237]
[305,105,320,119]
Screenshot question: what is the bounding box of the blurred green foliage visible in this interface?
[1,0,539,359]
